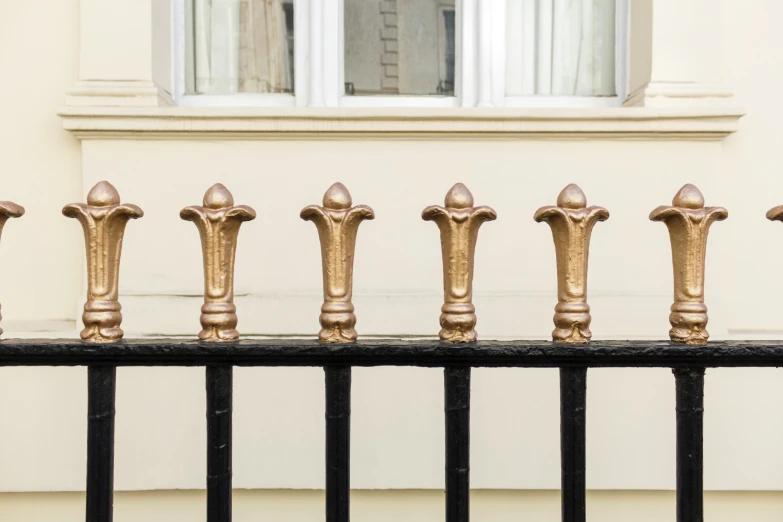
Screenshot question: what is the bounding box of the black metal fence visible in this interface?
[3,338,780,522]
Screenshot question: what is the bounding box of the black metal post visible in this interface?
[206,366,233,522]
[674,367,705,522]
[325,366,351,522]
[560,367,587,522]
[445,367,470,522]
[86,366,116,522]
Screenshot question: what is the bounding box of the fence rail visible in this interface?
[1,338,782,366]
[1,339,780,522]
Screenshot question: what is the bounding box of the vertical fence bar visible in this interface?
[445,366,471,522]
[560,367,587,522]
[325,366,351,522]
[86,366,116,522]
[206,366,233,522]
[673,367,705,522]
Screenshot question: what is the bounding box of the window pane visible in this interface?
[344,0,456,96]
[506,0,615,96]
[187,0,294,95]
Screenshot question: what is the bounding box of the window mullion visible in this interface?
[323,0,342,106]
[309,0,325,106]
[490,0,506,107]
[615,0,630,102]
[172,0,187,103]
[476,0,494,106]
[457,0,477,107]
[295,0,310,106]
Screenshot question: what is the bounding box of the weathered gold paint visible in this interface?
[766,205,783,224]
[650,184,727,344]
[181,184,256,342]
[0,201,24,336]
[535,184,609,343]
[63,181,143,342]
[302,183,374,343]
[423,183,496,343]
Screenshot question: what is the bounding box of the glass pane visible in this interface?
[187,0,295,95]
[505,0,615,96]
[344,0,456,96]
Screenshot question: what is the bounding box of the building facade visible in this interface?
[2,0,783,520]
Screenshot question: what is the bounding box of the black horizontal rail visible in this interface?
[1,339,783,367]
[9,339,770,522]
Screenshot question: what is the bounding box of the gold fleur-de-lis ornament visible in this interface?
[181,184,256,342]
[535,184,609,342]
[650,184,727,344]
[302,183,374,343]
[0,201,24,336]
[766,204,783,225]
[423,183,496,343]
[63,181,143,342]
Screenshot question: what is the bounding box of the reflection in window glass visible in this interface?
[187,0,294,95]
[344,0,456,96]
[506,0,615,96]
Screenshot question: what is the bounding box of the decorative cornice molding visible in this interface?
[58,105,745,140]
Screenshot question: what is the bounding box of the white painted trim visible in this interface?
[476,0,493,107]
[458,0,477,106]
[490,0,506,106]
[170,0,633,109]
[309,0,325,106]
[340,96,458,108]
[58,105,744,140]
[295,0,310,106]
[172,0,185,99]
[323,0,341,106]
[178,94,296,107]
[172,0,306,107]
[615,0,631,102]
[504,95,623,108]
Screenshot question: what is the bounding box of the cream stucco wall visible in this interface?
[0,0,82,332]
[5,490,783,522]
[2,0,783,520]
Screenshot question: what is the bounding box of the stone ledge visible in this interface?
[58,106,745,140]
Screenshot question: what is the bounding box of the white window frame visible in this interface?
[171,0,630,108]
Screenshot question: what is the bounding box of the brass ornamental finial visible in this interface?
[535,184,609,343]
[0,201,24,336]
[766,205,783,224]
[181,184,256,342]
[63,181,143,342]
[650,184,727,344]
[301,183,374,343]
[423,183,496,343]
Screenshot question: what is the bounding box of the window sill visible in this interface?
[58,106,745,140]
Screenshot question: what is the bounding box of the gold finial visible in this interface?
[766,205,783,222]
[0,201,25,242]
[181,184,256,342]
[535,184,609,343]
[650,184,727,344]
[423,183,496,343]
[0,201,25,337]
[63,181,143,342]
[301,183,374,343]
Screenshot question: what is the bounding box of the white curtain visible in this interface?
[506,0,616,96]
[193,0,292,94]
